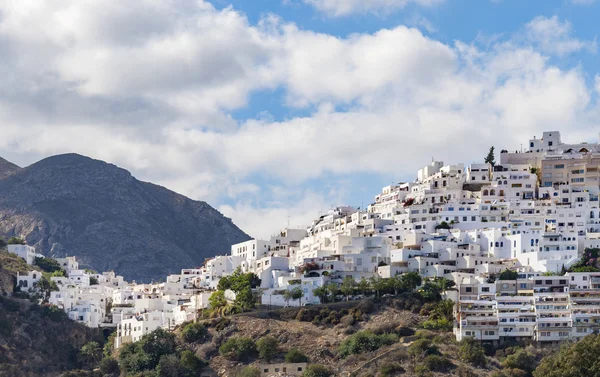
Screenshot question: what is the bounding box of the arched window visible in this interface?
[483,190,489,196]
[499,190,505,196]
[490,189,496,196]
[32,273,36,279]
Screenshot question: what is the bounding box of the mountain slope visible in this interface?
[0,154,250,281]
[0,157,20,179]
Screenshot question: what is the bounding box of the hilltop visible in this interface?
[0,154,250,281]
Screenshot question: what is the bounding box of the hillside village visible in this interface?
[5,130,600,355]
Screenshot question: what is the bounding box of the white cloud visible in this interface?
[525,16,596,56]
[0,4,599,237]
[303,0,444,17]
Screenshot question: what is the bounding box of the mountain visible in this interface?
[0,157,20,179]
[0,154,250,281]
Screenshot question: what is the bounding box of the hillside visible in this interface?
[96,297,563,377]
[0,154,250,281]
[0,296,101,377]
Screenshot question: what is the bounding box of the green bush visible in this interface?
[458,338,487,367]
[421,318,452,330]
[218,337,257,361]
[379,362,404,376]
[502,349,536,374]
[180,322,208,343]
[256,336,278,361]
[285,348,308,363]
[422,354,453,372]
[99,357,120,376]
[533,334,600,377]
[180,350,206,374]
[301,365,333,377]
[237,366,261,377]
[338,330,398,358]
[118,328,177,373]
[407,339,440,358]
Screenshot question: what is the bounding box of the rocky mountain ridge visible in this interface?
[0,154,250,281]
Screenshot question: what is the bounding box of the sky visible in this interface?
[0,0,599,239]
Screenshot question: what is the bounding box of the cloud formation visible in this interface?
[525,16,597,56]
[0,1,598,238]
[302,0,444,17]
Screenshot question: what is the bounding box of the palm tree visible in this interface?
[80,341,102,369]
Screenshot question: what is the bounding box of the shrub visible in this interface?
[339,331,398,358]
[421,318,452,330]
[180,350,206,374]
[456,365,479,377]
[407,339,440,358]
[422,354,453,372]
[396,327,415,337]
[237,366,261,377]
[180,322,208,343]
[256,336,278,361]
[458,338,487,367]
[414,329,435,340]
[301,365,333,377]
[502,349,536,374]
[379,362,404,376]
[219,337,257,361]
[285,348,308,363]
[340,314,355,327]
[99,357,120,376]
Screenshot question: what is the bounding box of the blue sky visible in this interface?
[0,0,599,238]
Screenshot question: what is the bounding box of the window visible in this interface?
[482,287,490,292]
[554,164,564,169]
[465,287,472,292]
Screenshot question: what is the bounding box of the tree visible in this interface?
[485,146,496,166]
[235,287,257,310]
[458,337,487,367]
[0,237,6,249]
[313,286,328,304]
[35,276,58,303]
[301,365,333,377]
[219,337,257,361]
[339,331,398,358]
[180,322,207,343]
[79,341,102,369]
[357,278,370,295]
[99,357,120,376]
[436,221,451,230]
[209,290,227,309]
[180,349,206,375]
[326,282,339,301]
[285,348,308,363]
[157,354,187,377]
[256,336,278,361]
[533,334,600,377]
[401,272,422,291]
[340,276,356,301]
[34,257,63,273]
[498,269,519,280]
[89,276,98,285]
[290,286,304,305]
[369,276,386,298]
[503,349,536,375]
